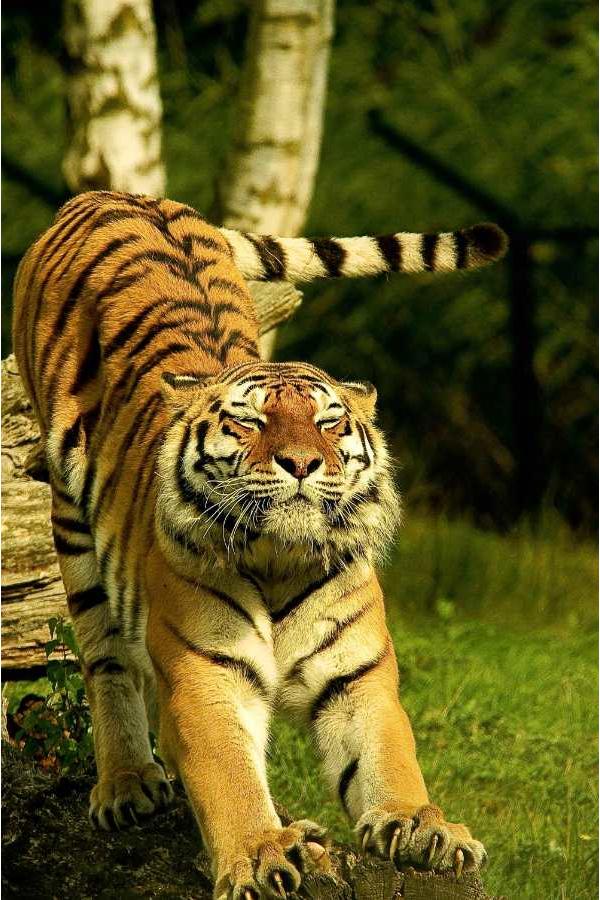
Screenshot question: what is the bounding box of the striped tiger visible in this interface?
[13,191,504,899]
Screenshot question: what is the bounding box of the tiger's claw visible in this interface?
[454,848,464,880]
[306,841,327,863]
[362,827,371,852]
[356,805,486,877]
[427,833,439,864]
[272,872,287,898]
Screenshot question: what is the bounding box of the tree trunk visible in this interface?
[215,0,335,357]
[62,0,166,195]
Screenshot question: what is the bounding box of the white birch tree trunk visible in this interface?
[62,0,165,196]
[217,0,335,357]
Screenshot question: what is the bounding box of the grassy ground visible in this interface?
[268,514,598,900]
[4,514,597,899]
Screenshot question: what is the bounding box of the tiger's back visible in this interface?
[14,191,259,632]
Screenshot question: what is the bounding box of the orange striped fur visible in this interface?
[13,191,497,898]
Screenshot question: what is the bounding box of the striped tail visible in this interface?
[220,222,508,284]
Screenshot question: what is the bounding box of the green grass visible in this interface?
[267,514,598,900]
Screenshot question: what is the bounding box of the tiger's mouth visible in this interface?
[257,492,329,544]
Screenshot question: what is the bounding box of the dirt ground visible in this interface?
[1,743,497,900]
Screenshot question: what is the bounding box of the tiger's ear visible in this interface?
[160,372,209,410]
[340,380,377,420]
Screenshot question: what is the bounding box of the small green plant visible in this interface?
[14,617,93,772]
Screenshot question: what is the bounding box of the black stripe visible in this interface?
[114,430,165,631]
[80,462,96,519]
[206,276,250,302]
[101,296,211,358]
[237,374,270,387]
[247,235,287,280]
[59,417,81,460]
[376,234,401,272]
[53,533,92,556]
[90,392,161,525]
[51,515,91,535]
[271,567,344,624]
[50,482,75,505]
[96,269,149,302]
[181,580,256,628]
[454,230,469,269]
[163,521,202,556]
[187,234,223,252]
[93,246,154,300]
[51,237,138,342]
[165,207,207,224]
[312,238,346,277]
[68,585,108,616]
[422,233,438,271]
[27,209,100,386]
[215,329,259,363]
[71,331,102,395]
[355,421,372,469]
[125,343,190,399]
[164,619,269,699]
[310,647,388,722]
[176,423,197,505]
[98,537,115,584]
[286,598,372,681]
[338,758,359,813]
[104,297,213,359]
[87,656,126,676]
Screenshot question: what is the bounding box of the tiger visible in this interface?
[12,190,507,899]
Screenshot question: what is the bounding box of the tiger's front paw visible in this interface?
[215,820,331,899]
[89,762,174,830]
[356,804,487,879]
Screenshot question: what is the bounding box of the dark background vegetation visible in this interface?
[2,0,597,532]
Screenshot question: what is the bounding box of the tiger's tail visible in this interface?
[219,222,508,284]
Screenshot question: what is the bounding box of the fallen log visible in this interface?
[2,355,66,674]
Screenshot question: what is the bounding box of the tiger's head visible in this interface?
[157,362,400,568]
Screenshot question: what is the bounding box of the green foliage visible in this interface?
[12,618,93,773]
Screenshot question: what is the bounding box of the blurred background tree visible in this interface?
[62,0,165,195]
[2,0,597,530]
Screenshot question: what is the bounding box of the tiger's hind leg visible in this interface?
[50,481,173,830]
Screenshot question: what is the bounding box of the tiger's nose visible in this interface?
[274,451,323,480]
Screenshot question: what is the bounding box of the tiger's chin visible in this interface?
[259,496,328,547]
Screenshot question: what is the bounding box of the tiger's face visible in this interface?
[158,363,400,564]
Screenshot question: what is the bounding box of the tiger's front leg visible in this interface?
[50,488,173,831]
[146,559,331,900]
[283,573,487,880]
